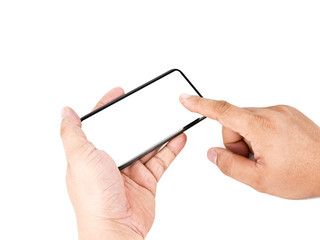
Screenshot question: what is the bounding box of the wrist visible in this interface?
[77,216,143,240]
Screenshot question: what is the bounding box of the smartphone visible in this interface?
[81,69,205,170]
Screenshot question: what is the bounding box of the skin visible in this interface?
[180,94,320,199]
[60,88,186,240]
[60,89,320,239]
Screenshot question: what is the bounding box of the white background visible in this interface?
[0,1,320,239]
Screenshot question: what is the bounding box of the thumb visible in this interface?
[207,147,261,190]
[60,107,93,160]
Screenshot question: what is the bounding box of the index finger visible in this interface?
[92,87,125,111]
[179,95,252,134]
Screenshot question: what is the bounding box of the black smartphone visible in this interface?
[81,69,205,170]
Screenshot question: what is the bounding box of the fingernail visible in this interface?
[180,94,192,100]
[207,148,217,165]
[61,107,69,121]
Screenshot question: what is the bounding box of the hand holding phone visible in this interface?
[60,86,187,239]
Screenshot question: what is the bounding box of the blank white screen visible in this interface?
[82,70,202,168]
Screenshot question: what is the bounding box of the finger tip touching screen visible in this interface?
[81,69,204,170]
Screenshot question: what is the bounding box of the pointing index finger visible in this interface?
[179,95,252,134]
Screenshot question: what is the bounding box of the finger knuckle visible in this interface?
[268,105,298,128]
[214,100,232,118]
[218,157,234,177]
[166,144,178,158]
[271,105,294,114]
[250,113,275,130]
[153,155,168,172]
[194,96,205,109]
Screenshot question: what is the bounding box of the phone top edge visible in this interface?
[80,69,201,121]
[81,69,177,121]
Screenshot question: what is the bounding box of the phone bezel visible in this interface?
[81,69,205,170]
